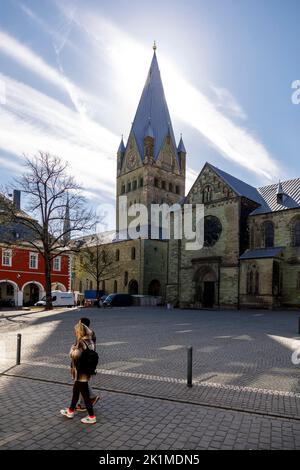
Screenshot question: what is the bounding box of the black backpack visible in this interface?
[77,341,99,376]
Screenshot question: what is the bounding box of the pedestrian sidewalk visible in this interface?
[0,306,80,319]
[0,374,300,450]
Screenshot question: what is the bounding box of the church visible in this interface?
[74,45,300,310]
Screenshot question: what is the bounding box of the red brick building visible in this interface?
[0,191,71,307]
[0,244,71,307]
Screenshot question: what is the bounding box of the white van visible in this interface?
[35,291,75,307]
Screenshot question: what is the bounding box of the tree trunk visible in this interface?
[44,253,53,310]
[96,279,100,300]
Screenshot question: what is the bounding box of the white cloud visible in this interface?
[59,5,280,181]
[0,28,96,119]
[210,85,247,120]
[0,73,119,200]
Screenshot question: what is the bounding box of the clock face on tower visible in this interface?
[127,152,137,170]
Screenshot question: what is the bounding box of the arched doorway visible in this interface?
[148,279,161,296]
[51,282,67,292]
[0,281,18,307]
[194,267,217,308]
[128,279,138,295]
[22,282,43,307]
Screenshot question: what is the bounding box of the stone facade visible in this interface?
[74,49,300,310]
[166,162,300,310]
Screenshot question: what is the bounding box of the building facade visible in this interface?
[0,192,71,307]
[166,164,300,309]
[0,245,70,307]
[73,46,300,309]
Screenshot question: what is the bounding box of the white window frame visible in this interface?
[2,249,12,267]
[53,256,61,272]
[29,252,38,269]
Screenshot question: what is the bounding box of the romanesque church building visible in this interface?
[77,46,300,310]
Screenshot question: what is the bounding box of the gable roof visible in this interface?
[0,193,37,243]
[129,51,177,161]
[251,178,300,215]
[207,163,265,205]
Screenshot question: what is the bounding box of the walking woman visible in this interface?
[60,321,97,424]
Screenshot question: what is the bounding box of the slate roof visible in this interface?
[208,164,265,206]
[129,51,178,161]
[240,247,285,260]
[251,179,300,215]
[177,137,186,153]
[117,137,126,154]
[0,194,37,243]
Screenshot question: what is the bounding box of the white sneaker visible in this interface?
[81,415,97,424]
[60,408,74,419]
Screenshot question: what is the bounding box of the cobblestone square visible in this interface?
[1,306,300,449]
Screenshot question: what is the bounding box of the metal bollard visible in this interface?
[187,346,193,388]
[16,334,22,365]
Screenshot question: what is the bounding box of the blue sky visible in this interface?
[0,0,300,229]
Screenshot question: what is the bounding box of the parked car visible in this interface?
[103,293,133,307]
[97,295,108,307]
[35,291,75,307]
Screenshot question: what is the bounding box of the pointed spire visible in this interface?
[145,118,154,138]
[130,48,177,161]
[118,135,126,154]
[276,180,284,195]
[178,135,186,153]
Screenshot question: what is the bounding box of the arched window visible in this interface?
[203,186,212,203]
[115,249,120,261]
[249,271,253,294]
[124,271,128,286]
[101,280,105,291]
[273,261,281,296]
[247,266,259,295]
[89,280,93,290]
[131,247,136,260]
[293,220,300,247]
[255,271,259,294]
[114,280,118,292]
[263,221,274,248]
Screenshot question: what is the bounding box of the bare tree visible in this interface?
[76,234,117,300]
[9,152,97,310]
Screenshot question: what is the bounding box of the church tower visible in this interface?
[116,44,186,234]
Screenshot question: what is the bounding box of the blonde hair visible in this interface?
[74,321,90,342]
